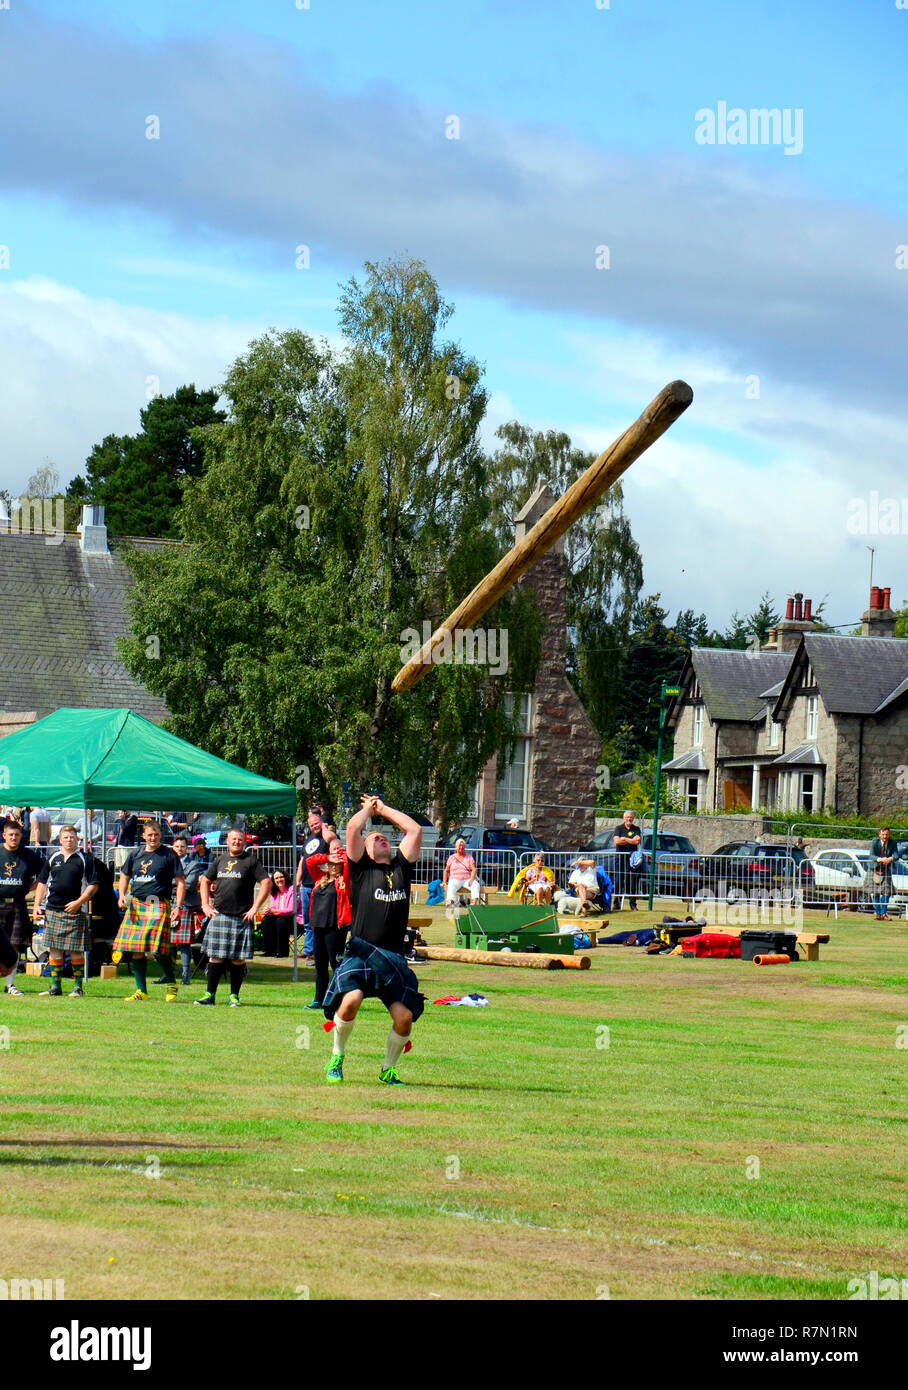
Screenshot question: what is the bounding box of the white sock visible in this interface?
[332,1017,354,1055]
[384,1027,408,1070]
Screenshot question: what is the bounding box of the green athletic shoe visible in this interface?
[378,1066,404,1085]
[304,998,323,1010]
[194,993,216,1006]
[325,1053,344,1084]
[228,994,241,1008]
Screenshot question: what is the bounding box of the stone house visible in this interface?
[0,506,168,738]
[664,589,908,817]
[469,485,601,847]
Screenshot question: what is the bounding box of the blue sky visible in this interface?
[2,0,906,626]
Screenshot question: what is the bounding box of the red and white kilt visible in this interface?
[171,906,202,946]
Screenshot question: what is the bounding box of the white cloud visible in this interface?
[0,277,261,491]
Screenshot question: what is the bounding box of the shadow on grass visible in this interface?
[0,1138,227,1150]
[0,1152,214,1171]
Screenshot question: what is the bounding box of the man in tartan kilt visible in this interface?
[0,818,41,997]
[196,827,271,1007]
[32,826,99,998]
[322,795,423,1086]
[113,820,185,1001]
[157,834,206,987]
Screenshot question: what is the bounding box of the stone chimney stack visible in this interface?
[776,591,815,653]
[79,504,109,555]
[861,583,896,639]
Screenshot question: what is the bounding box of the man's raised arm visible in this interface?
[375,801,422,864]
[346,795,376,863]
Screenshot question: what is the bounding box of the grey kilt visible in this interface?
[0,899,32,951]
[204,912,253,960]
[39,908,91,954]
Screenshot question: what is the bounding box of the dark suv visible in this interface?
[698,841,814,902]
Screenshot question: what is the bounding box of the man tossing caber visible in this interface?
[322,795,423,1086]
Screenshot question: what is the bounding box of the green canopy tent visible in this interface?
[0,708,303,975]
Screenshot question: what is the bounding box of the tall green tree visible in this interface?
[485,423,643,737]
[616,594,687,756]
[119,261,542,825]
[67,385,225,537]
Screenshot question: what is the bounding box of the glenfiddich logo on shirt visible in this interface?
[3,863,16,878]
[139,859,153,874]
[225,860,238,871]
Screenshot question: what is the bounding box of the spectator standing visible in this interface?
[167,833,206,985]
[868,827,900,921]
[295,807,336,962]
[30,807,51,849]
[612,809,643,910]
[304,843,351,1010]
[113,810,139,871]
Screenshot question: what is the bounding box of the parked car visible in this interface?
[434,825,545,881]
[697,841,814,903]
[809,848,871,907]
[582,829,701,898]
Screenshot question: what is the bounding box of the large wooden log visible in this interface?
[413,944,590,970]
[392,380,693,692]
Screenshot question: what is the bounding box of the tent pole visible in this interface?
[292,817,298,983]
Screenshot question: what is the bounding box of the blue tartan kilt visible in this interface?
[204,912,254,961]
[323,935,424,1022]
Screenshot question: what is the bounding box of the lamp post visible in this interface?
[648,681,680,910]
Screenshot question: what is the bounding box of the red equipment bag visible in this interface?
[680,932,741,959]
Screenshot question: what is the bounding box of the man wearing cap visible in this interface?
[321,795,423,1086]
[196,828,271,1007]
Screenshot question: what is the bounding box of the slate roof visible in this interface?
[662,749,707,772]
[689,649,795,722]
[0,532,170,725]
[776,634,908,716]
[768,743,824,766]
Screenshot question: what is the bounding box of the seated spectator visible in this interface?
[508,853,555,905]
[443,839,480,906]
[568,857,600,917]
[261,869,295,957]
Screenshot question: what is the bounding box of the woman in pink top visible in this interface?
[260,868,295,957]
[443,839,481,905]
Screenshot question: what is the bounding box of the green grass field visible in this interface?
[2,907,907,1300]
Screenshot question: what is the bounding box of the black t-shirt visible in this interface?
[123,846,183,902]
[308,879,340,933]
[0,846,37,899]
[38,850,99,911]
[299,831,330,888]
[612,824,642,856]
[205,851,269,917]
[178,853,205,910]
[115,814,139,847]
[349,849,413,954]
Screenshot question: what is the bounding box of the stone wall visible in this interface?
[523,545,600,847]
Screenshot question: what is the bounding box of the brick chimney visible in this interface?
[861,583,896,639]
[776,591,815,652]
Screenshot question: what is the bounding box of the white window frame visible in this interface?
[693,704,704,748]
[805,695,818,741]
[767,717,780,749]
[495,693,532,821]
